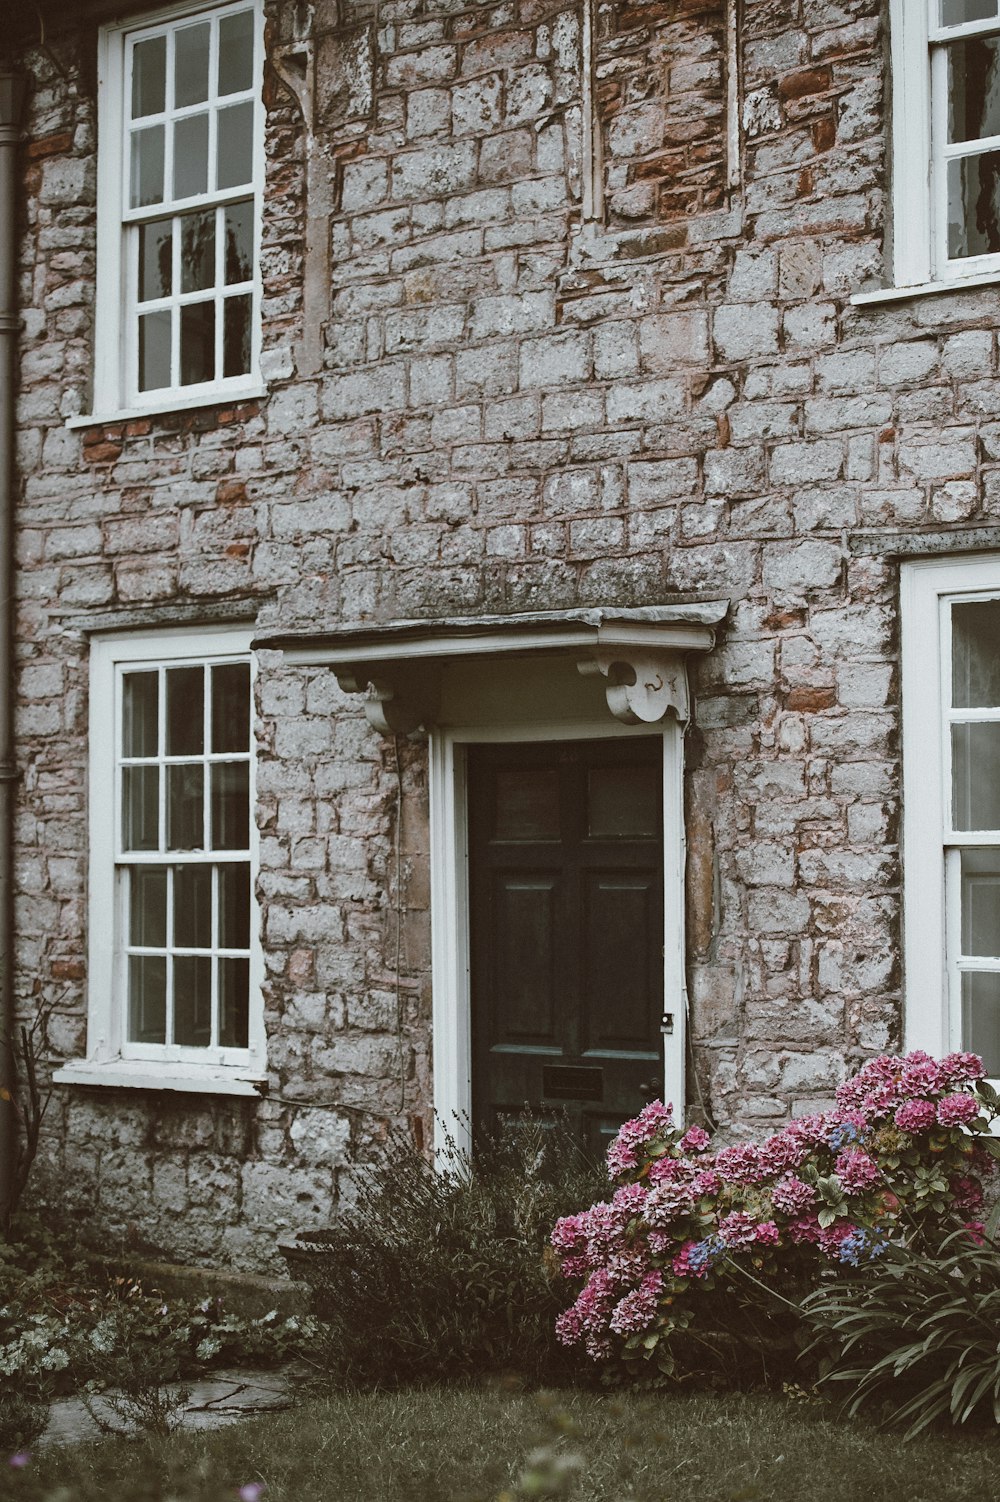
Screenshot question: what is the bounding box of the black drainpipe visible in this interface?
[0,72,26,1225]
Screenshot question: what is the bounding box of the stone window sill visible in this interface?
[52,1060,267,1097]
[851,272,1000,307]
[64,384,268,431]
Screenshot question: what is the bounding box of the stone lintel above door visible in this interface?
[254,601,729,736]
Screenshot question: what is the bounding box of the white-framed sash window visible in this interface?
[891,0,1000,289]
[90,0,264,418]
[902,554,1000,1083]
[54,625,265,1096]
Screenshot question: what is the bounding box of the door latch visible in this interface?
[660,1012,674,1035]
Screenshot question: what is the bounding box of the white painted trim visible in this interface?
[429,716,686,1158]
[52,1061,266,1095]
[901,553,1000,1074]
[93,0,264,416]
[84,623,265,1090]
[279,622,721,669]
[852,271,1000,305]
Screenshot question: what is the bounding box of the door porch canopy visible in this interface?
[255,602,730,736]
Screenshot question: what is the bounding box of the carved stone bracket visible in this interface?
[334,665,440,737]
[578,647,690,725]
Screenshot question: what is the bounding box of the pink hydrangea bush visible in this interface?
[550,1052,999,1374]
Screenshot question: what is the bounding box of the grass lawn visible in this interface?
[7,1386,999,1502]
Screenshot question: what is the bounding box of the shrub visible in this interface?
[800,1228,1000,1438]
[549,1052,999,1383]
[288,1117,608,1386]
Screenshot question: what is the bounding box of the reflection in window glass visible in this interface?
[211,762,250,850]
[948,151,1000,259]
[223,295,252,378]
[220,862,251,950]
[129,955,167,1043]
[130,124,165,208]
[212,663,251,751]
[131,36,166,118]
[130,866,167,947]
[180,300,215,386]
[123,671,158,757]
[942,0,998,24]
[166,665,204,755]
[224,200,254,283]
[174,22,210,107]
[952,722,1000,829]
[174,955,213,1045]
[962,970,1000,1077]
[138,310,172,391]
[961,850,1000,956]
[948,38,1000,143]
[219,957,249,1046]
[174,864,212,949]
[217,101,254,189]
[174,113,209,199]
[952,599,1000,706]
[219,10,255,95]
[181,211,216,293]
[167,763,204,850]
[139,219,172,300]
[123,765,159,852]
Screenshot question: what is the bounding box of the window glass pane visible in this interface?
[129,865,167,947]
[218,10,255,95]
[129,954,166,1043]
[952,599,1000,707]
[167,763,204,850]
[181,210,216,293]
[180,301,215,386]
[588,764,659,839]
[173,113,209,199]
[948,151,1000,258]
[122,671,158,756]
[138,309,172,392]
[174,21,210,108]
[123,766,160,852]
[224,200,253,283]
[166,665,204,755]
[942,0,998,24]
[211,662,250,752]
[961,850,1000,956]
[211,762,249,850]
[217,101,253,189]
[494,768,559,840]
[174,954,212,1046]
[948,38,1000,143]
[952,722,1000,829]
[223,295,252,378]
[219,957,249,1047]
[131,36,166,118]
[174,863,212,949]
[130,124,165,208]
[961,971,1000,1077]
[139,218,172,301]
[220,862,251,949]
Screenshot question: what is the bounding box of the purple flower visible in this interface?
[680,1125,711,1154]
[717,1211,758,1248]
[8,1452,29,1469]
[771,1173,816,1215]
[936,1092,979,1128]
[893,1099,937,1134]
[834,1148,881,1194]
[239,1484,266,1502]
[609,1270,663,1336]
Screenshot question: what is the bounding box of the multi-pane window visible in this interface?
[902,557,1000,1083]
[119,655,253,1055]
[93,1,262,414]
[946,598,1000,1074]
[889,2,1000,287]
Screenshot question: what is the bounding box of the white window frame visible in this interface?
[889,0,1000,292]
[82,0,265,426]
[53,624,265,1096]
[901,553,1000,1086]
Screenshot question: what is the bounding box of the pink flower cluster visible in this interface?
[551,1051,996,1368]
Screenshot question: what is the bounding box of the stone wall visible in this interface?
[6,0,1000,1269]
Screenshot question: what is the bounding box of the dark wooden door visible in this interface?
[468,737,664,1158]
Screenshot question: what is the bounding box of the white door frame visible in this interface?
[429,716,687,1157]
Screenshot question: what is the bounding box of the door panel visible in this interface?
[469,737,665,1150]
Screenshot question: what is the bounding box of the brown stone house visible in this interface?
[1,0,999,1271]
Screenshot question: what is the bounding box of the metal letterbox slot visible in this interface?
[541,1065,604,1101]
